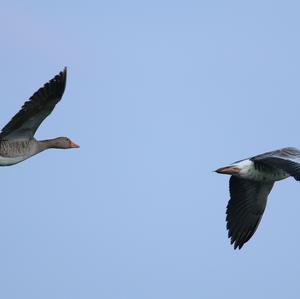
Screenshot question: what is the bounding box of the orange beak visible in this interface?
[70,141,80,148]
[215,166,240,175]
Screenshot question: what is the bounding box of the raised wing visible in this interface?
[226,176,274,249]
[251,147,300,181]
[0,68,67,140]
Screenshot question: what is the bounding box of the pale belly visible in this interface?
[0,155,28,166]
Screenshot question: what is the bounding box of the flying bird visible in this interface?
[215,147,300,249]
[0,67,79,166]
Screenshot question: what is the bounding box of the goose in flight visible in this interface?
[216,147,300,249]
[0,67,79,166]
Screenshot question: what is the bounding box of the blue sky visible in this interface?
[0,1,300,298]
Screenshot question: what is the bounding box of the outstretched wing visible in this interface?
[0,68,67,140]
[251,147,300,181]
[226,176,274,249]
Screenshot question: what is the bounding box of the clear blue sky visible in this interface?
[0,1,300,298]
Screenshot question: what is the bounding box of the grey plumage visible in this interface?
[0,140,38,157]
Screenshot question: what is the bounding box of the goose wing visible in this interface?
[251,147,300,181]
[0,68,67,140]
[226,176,274,249]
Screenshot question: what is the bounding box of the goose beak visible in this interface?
[215,166,240,175]
[70,141,80,148]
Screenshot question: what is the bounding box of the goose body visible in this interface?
[0,68,79,166]
[216,147,300,249]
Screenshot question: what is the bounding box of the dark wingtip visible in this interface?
[34,67,67,102]
[56,67,67,83]
[53,67,67,97]
[60,67,67,83]
[232,239,244,250]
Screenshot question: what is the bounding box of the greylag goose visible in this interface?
[215,147,300,249]
[0,67,78,166]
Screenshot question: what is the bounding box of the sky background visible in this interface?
[0,1,300,298]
